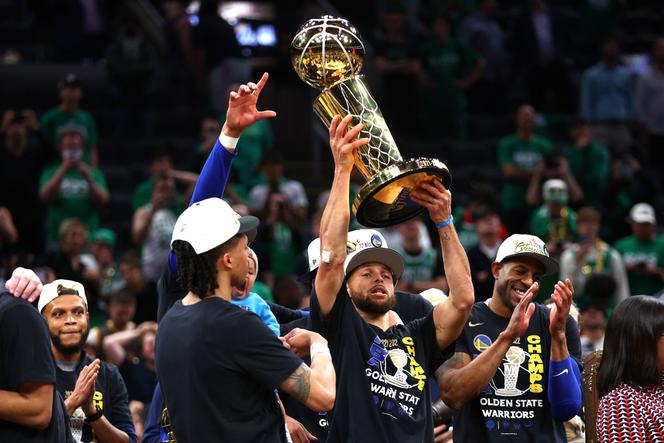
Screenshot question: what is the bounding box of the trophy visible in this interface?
[291,16,451,227]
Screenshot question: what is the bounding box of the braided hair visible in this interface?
[172,235,242,298]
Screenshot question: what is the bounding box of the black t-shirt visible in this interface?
[155,297,302,443]
[56,354,135,442]
[0,292,72,443]
[119,357,157,406]
[310,288,443,443]
[132,281,158,324]
[452,301,581,443]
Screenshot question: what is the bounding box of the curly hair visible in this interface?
[172,236,242,298]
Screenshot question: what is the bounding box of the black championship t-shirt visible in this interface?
[311,288,441,443]
[453,301,581,443]
[0,292,72,443]
[155,297,302,443]
[56,354,135,442]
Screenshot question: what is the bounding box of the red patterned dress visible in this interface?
[596,373,664,442]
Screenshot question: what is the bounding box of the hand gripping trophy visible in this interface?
[291,16,451,227]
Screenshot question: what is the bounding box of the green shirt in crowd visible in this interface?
[132,178,185,211]
[393,246,444,285]
[269,223,298,278]
[562,141,610,208]
[498,134,553,211]
[614,234,664,295]
[39,164,108,242]
[39,108,98,163]
[529,205,577,244]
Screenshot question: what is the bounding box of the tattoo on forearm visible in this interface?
[442,231,450,241]
[285,363,311,403]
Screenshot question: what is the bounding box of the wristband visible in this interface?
[435,215,454,229]
[85,406,103,423]
[218,132,239,151]
[310,342,331,359]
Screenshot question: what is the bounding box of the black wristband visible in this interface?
[85,406,103,423]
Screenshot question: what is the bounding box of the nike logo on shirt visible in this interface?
[468,322,484,327]
[553,369,569,377]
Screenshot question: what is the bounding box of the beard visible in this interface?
[351,291,396,315]
[51,327,89,356]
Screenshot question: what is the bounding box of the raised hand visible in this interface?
[5,267,42,303]
[286,415,318,442]
[328,114,369,173]
[67,359,100,415]
[410,180,452,225]
[549,279,574,339]
[502,282,538,341]
[223,72,277,137]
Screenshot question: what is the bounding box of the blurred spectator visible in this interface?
[132,148,196,211]
[420,14,484,138]
[106,19,158,103]
[559,207,629,311]
[39,123,109,244]
[614,203,664,296]
[191,115,222,172]
[0,207,18,252]
[580,37,635,157]
[510,0,574,113]
[161,0,197,102]
[273,275,307,310]
[457,0,507,112]
[578,305,605,357]
[373,6,422,134]
[103,322,158,408]
[38,279,136,442]
[453,184,506,248]
[119,251,157,324]
[393,217,446,293]
[193,0,249,113]
[466,207,502,301]
[529,179,578,258]
[40,73,99,166]
[561,119,610,209]
[90,228,123,299]
[0,109,47,255]
[498,104,554,233]
[87,291,137,361]
[596,296,664,442]
[132,175,182,283]
[635,38,664,184]
[526,147,584,209]
[43,218,99,296]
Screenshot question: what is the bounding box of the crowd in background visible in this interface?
[1,0,664,440]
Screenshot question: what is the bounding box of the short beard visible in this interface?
[351,292,396,315]
[495,279,517,311]
[51,327,89,356]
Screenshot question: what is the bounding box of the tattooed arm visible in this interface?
[280,330,336,411]
[437,288,537,409]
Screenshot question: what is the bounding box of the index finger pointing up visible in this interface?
[255,72,270,91]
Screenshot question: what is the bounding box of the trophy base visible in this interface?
[353,158,451,228]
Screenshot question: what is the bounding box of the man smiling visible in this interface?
[437,234,582,442]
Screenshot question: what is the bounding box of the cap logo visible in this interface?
[346,241,359,253]
[514,239,547,256]
[370,234,382,248]
[179,223,187,233]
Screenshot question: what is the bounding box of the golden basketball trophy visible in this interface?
[291,16,451,227]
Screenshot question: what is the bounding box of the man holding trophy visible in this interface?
[308,111,474,441]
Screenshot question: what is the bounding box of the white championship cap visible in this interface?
[420,288,447,306]
[343,229,404,280]
[38,279,87,313]
[629,202,656,224]
[307,229,404,280]
[495,234,558,275]
[171,197,259,254]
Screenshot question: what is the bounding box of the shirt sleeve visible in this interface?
[250,294,281,336]
[189,138,237,206]
[497,138,512,168]
[92,168,108,191]
[0,301,56,389]
[105,364,137,443]
[229,312,303,389]
[142,384,165,443]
